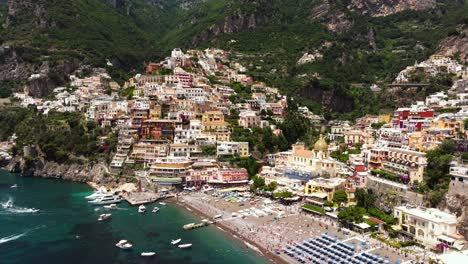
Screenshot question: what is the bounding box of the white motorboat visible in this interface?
[116,240,133,250]
[138,205,146,213]
[214,214,222,219]
[141,252,156,257]
[152,207,159,213]
[104,204,117,210]
[171,238,181,245]
[10,184,18,188]
[3,200,13,208]
[178,243,192,249]
[88,195,122,205]
[159,202,166,206]
[98,213,112,221]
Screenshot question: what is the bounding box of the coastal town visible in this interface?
[2,48,468,264]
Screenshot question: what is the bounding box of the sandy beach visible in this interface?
[176,191,416,264]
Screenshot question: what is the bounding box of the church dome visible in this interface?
[314,134,328,152]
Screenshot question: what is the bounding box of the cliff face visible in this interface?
[437,25,468,62]
[5,156,116,185]
[310,0,437,33]
[191,10,261,45]
[347,0,436,17]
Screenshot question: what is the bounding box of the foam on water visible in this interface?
[0,233,26,244]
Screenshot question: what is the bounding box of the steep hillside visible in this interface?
[0,0,168,96]
[163,0,467,118]
[0,0,467,118]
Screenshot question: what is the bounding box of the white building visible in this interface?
[174,120,202,144]
[216,141,249,157]
[394,206,458,248]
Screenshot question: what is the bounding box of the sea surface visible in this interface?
[0,170,268,264]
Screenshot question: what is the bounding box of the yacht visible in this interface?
[115,240,133,250]
[152,207,159,213]
[178,243,192,249]
[88,195,122,205]
[98,213,112,221]
[141,252,156,257]
[85,189,111,200]
[171,238,181,245]
[138,205,146,213]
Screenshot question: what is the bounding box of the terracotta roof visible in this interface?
[368,217,385,225]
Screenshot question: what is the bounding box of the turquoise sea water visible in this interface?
[0,170,268,264]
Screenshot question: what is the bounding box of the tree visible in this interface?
[264,181,278,192]
[338,206,366,223]
[201,145,217,156]
[251,175,265,191]
[355,188,376,209]
[333,190,348,204]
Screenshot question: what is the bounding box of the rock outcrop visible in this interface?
[437,25,468,62]
[347,0,437,17]
[191,9,263,45]
[5,156,116,185]
[310,0,437,33]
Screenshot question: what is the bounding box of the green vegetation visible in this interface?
[273,190,293,199]
[201,144,217,156]
[231,126,289,157]
[223,155,261,178]
[338,189,395,226]
[331,144,362,163]
[302,203,325,215]
[0,108,114,163]
[419,139,455,206]
[371,169,400,182]
[332,190,348,205]
[371,122,386,129]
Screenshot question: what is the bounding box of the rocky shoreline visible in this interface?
[2,156,115,185]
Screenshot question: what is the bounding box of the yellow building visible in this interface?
[304,177,348,206]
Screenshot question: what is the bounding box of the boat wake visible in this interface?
[1,198,40,214]
[0,225,44,245]
[0,232,26,244]
[7,207,40,214]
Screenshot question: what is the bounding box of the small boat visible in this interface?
[152,207,159,213]
[178,243,192,249]
[214,214,222,219]
[98,213,112,221]
[116,240,133,250]
[3,201,13,208]
[10,184,18,188]
[159,202,166,206]
[104,204,117,210]
[141,252,156,257]
[138,205,146,213]
[30,208,40,213]
[171,238,181,245]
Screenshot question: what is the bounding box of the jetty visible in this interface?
[121,192,159,205]
[183,221,209,230]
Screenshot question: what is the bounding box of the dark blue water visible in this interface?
[0,170,268,264]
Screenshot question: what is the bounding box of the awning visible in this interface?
[438,234,456,244]
[354,222,371,229]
